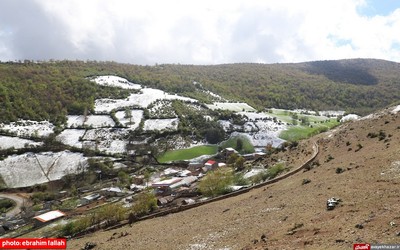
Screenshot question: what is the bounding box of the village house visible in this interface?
[204,160,218,171]
[152,177,182,194]
[33,210,66,228]
[162,168,179,176]
[157,196,175,206]
[169,176,198,190]
[242,154,255,161]
[254,152,267,159]
[79,193,101,206]
[188,162,203,172]
[222,147,238,160]
[129,184,146,192]
[100,187,124,197]
[177,169,192,177]
[218,162,227,168]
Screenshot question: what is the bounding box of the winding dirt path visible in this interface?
[0,193,27,217]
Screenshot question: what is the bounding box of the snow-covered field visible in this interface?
[0,151,87,188]
[67,115,115,128]
[91,75,141,90]
[218,111,286,147]
[85,115,115,128]
[318,110,346,117]
[82,128,128,141]
[81,128,129,154]
[0,136,43,150]
[56,129,85,148]
[67,115,85,128]
[0,120,54,138]
[95,88,197,113]
[97,140,127,154]
[143,118,179,131]
[115,109,143,130]
[238,111,274,121]
[206,102,256,112]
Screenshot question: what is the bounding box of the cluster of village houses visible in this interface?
[1,148,267,234]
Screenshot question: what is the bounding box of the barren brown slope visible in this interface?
[68,106,400,250]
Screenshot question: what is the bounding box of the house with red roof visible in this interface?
[204,160,218,171]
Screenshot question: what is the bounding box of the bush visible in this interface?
[267,163,285,179]
[58,203,127,237]
[335,167,344,174]
[326,155,334,162]
[0,199,15,213]
[233,173,250,186]
[198,168,234,197]
[250,171,269,184]
[31,192,56,204]
[131,191,157,217]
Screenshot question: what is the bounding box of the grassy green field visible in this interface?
[279,119,339,141]
[219,135,254,154]
[157,145,218,163]
[267,109,331,123]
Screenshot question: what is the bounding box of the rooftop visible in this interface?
[33,210,66,223]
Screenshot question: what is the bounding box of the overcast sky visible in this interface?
[0,0,399,65]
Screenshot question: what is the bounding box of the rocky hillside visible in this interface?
[67,105,400,250]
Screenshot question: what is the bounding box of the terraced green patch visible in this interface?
[279,119,339,141]
[157,145,218,163]
[219,135,254,154]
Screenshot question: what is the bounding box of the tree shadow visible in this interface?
[304,60,378,85]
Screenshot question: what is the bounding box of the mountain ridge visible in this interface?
[0,58,399,124]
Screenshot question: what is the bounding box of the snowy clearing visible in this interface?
[115,109,143,130]
[238,111,275,121]
[67,115,115,128]
[91,75,141,90]
[85,115,115,128]
[0,120,54,138]
[0,151,87,188]
[392,105,400,114]
[95,88,197,113]
[82,128,128,141]
[56,129,85,148]
[67,115,85,128]
[340,114,360,122]
[81,128,129,154]
[0,136,43,150]
[206,102,256,112]
[143,118,179,131]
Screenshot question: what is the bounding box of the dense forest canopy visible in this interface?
[0,59,399,124]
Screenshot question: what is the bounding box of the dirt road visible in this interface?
[0,193,26,217]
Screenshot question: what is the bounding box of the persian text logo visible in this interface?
[353,243,370,250]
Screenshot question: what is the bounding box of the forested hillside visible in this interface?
[0,59,399,124]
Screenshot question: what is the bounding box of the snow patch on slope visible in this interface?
[206,102,256,112]
[95,88,197,113]
[0,136,43,150]
[91,75,141,89]
[143,118,179,131]
[0,120,54,138]
[0,151,87,188]
[115,109,143,130]
[56,129,85,148]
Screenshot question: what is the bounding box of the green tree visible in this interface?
[198,168,234,197]
[131,191,157,217]
[236,138,244,151]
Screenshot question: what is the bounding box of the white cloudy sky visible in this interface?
[0,0,399,64]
